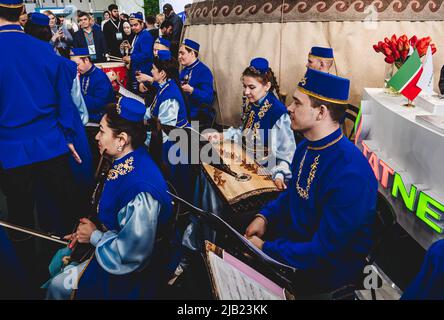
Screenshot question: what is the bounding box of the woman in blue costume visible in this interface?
[183,58,296,251]
[144,50,191,201]
[45,98,179,299]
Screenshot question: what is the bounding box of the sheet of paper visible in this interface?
[118,86,145,105]
[208,251,285,300]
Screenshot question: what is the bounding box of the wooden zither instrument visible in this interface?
[202,140,281,214]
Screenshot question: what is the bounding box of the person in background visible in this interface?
[162,3,183,43]
[103,4,125,58]
[73,11,108,63]
[101,10,110,30]
[306,46,335,73]
[146,15,159,40]
[44,10,73,58]
[18,11,27,28]
[178,39,215,129]
[123,12,154,93]
[156,13,165,29]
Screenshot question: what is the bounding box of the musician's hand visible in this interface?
[64,233,77,249]
[245,216,266,238]
[181,84,194,95]
[274,178,287,190]
[123,56,131,64]
[76,218,97,244]
[68,143,82,164]
[136,72,153,84]
[247,235,265,250]
[203,132,223,142]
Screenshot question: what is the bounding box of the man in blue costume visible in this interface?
[0,0,85,295]
[123,12,155,93]
[70,47,115,168]
[70,48,115,124]
[245,68,378,295]
[0,0,82,237]
[179,39,215,129]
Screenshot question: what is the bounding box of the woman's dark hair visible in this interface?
[104,103,147,150]
[24,22,52,42]
[242,66,280,98]
[0,5,24,22]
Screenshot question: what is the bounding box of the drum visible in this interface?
[95,62,128,91]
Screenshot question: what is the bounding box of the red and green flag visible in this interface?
[387,49,423,100]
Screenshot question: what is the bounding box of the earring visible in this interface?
[117,145,123,152]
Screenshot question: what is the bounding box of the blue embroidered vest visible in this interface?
[240,92,287,147]
[150,79,189,128]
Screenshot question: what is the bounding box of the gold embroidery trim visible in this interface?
[107,157,135,180]
[296,150,320,200]
[307,133,343,151]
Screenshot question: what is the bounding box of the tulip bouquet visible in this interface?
[373,34,437,69]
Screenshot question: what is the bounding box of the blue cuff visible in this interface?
[90,230,104,247]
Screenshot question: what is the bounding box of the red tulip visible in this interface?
[401,50,409,61]
[373,44,380,53]
[383,47,393,57]
[403,42,410,53]
[391,34,398,43]
[393,49,401,60]
[385,56,395,64]
[384,37,391,45]
[409,35,417,47]
[400,34,408,42]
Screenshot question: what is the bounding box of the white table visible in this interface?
[358,88,444,249]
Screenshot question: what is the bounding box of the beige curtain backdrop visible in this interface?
[183,21,444,126]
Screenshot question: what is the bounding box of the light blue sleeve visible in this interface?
[71,76,89,125]
[269,113,296,181]
[223,127,243,142]
[89,192,160,275]
[145,98,179,145]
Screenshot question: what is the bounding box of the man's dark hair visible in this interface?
[160,20,173,30]
[184,4,192,9]
[108,4,118,12]
[0,5,24,22]
[308,96,347,123]
[77,11,89,19]
[24,22,51,42]
[145,15,156,25]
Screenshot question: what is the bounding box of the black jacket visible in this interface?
[166,13,183,43]
[73,28,108,63]
[103,18,125,58]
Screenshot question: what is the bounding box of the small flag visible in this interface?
[388,49,423,100]
[417,45,434,94]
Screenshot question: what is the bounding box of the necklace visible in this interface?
[296,150,320,200]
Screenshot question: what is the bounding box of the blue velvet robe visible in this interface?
[0,24,77,170]
[179,59,214,121]
[80,65,115,123]
[260,128,378,292]
[402,239,444,300]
